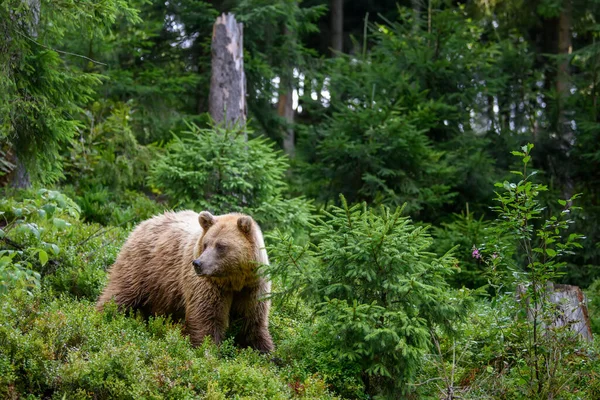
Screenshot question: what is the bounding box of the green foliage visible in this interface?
[267,196,471,397]
[0,290,335,399]
[412,144,600,399]
[149,121,314,234]
[0,189,80,296]
[416,295,600,399]
[63,186,165,227]
[587,279,600,335]
[2,1,600,399]
[0,188,131,299]
[44,216,129,300]
[269,297,368,399]
[80,0,212,144]
[422,144,597,399]
[64,100,153,191]
[294,5,512,221]
[59,99,164,226]
[482,144,584,291]
[0,0,139,184]
[483,144,587,398]
[432,209,497,289]
[234,0,326,141]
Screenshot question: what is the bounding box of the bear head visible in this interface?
[192,211,263,289]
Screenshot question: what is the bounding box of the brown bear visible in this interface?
[96,210,273,353]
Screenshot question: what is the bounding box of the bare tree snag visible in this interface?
[209,13,246,130]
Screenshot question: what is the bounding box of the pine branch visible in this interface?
[15,29,107,66]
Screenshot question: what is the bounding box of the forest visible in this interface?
[1,0,600,398]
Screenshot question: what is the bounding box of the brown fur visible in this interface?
[96,210,273,352]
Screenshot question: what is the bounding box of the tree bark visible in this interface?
[549,283,593,342]
[330,0,343,56]
[209,13,246,130]
[411,0,421,31]
[11,155,31,189]
[278,22,295,157]
[278,79,294,157]
[9,0,39,188]
[518,282,593,342]
[556,0,572,119]
[556,0,574,198]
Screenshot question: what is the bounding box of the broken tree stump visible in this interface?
[517,282,593,342]
[549,283,593,341]
[209,13,246,130]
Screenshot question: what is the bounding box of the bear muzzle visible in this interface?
[192,259,204,275]
[192,258,224,277]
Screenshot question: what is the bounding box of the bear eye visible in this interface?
[203,243,208,251]
[215,243,227,252]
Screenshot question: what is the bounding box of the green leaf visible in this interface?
[546,248,557,257]
[53,218,69,230]
[50,244,60,256]
[38,250,48,266]
[43,204,56,218]
[558,199,566,206]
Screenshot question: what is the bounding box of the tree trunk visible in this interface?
[556,0,572,122]
[209,13,246,130]
[278,22,295,157]
[278,79,294,157]
[11,155,31,189]
[330,0,343,56]
[10,0,39,188]
[411,0,421,31]
[557,1,574,198]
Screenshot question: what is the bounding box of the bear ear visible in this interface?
[198,211,216,231]
[237,216,253,235]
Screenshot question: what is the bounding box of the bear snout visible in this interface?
[192,259,204,275]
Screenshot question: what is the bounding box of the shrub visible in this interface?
[63,100,153,192]
[0,290,337,399]
[0,188,132,300]
[45,219,129,300]
[417,144,600,399]
[267,196,471,397]
[63,185,165,226]
[0,188,80,296]
[149,121,314,236]
[587,279,600,335]
[432,209,496,289]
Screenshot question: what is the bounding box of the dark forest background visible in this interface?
[2,0,600,398]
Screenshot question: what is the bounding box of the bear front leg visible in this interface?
[184,286,233,347]
[232,283,274,353]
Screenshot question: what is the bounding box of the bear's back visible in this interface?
[113,210,203,316]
